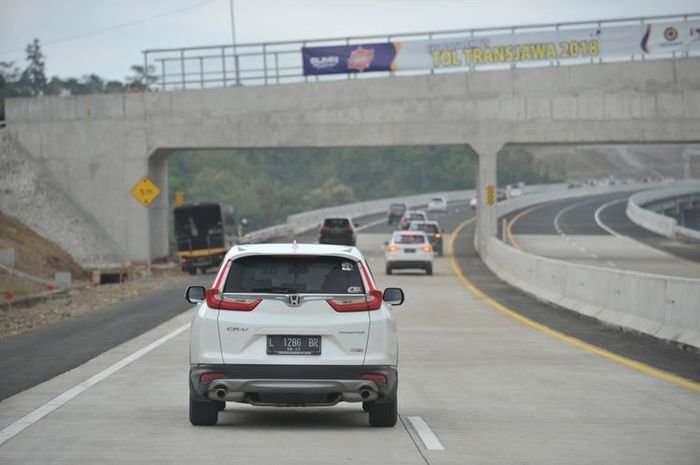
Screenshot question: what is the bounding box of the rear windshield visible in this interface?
[407,213,425,220]
[390,204,406,212]
[431,198,443,202]
[224,256,365,294]
[410,223,439,233]
[393,234,426,244]
[323,218,350,227]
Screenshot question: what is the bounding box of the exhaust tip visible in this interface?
[215,387,227,399]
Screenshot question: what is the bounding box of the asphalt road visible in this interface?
[501,191,700,278]
[1,201,698,464]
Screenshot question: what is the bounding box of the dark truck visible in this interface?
[174,203,237,275]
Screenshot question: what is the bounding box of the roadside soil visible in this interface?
[0,209,189,340]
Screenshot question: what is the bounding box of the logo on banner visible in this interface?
[347,46,374,71]
[310,55,340,70]
[664,27,678,42]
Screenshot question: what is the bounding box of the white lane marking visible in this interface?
[355,217,388,232]
[0,323,191,447]
[593,197,650,250]
[407,416,445,451]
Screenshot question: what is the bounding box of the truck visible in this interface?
[174,203,237,275]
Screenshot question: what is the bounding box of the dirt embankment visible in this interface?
[0,209,187,340]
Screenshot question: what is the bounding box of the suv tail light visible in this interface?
[421,245,432,252]
[362,373,387,384]
[345,225,353,232]
[320,225,329,233]
[206,288,261,311]
[200,372,225,384]
[327,289,383,312]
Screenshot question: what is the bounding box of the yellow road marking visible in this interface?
[505,203,553,250]
[448,217,700,393]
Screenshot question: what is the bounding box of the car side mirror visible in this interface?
[383,287,404,306]
[185,285,206,304]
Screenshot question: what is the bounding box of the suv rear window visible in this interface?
[407,213,425,221]
[390,204,406,212]
[323,218,350,228]
[393,234,426,244]
[224,256,365,294]
[411,223,439,233]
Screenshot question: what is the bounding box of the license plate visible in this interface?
[267,335,321,355]
[404,248,416,253]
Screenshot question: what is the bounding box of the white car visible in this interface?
[427,196,448,213]
[470,197,478,209]
[185,243,404,427]
[385,231,434,275]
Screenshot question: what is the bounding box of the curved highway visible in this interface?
[1,200,698,463]
[502,191,700,278]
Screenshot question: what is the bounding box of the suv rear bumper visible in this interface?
[190,364,397,406]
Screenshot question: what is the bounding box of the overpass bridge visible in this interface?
[2,14,700,264]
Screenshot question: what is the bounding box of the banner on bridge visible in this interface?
[302,21,700,76]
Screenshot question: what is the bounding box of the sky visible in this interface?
[1,0,698,81]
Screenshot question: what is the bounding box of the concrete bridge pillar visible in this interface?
[472,143,501,252]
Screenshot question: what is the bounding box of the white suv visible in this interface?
[185,243,404,427]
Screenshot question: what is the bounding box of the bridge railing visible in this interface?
[143,13,700,91]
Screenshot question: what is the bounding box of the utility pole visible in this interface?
[229,0,240,85]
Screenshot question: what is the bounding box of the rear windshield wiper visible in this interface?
[249,287,298,294]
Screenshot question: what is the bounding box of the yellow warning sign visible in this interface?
[130,176,161,207]
[486,185,496,206]
[175,191,185,207]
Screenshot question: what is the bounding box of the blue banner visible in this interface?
[302,43,398,75]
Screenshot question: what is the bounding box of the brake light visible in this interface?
[320,225,329,233]
[422,245,432,252]
[345,225,353,232]
[388,245,399,252]
[206,288,261,311]
[327,289,383,312]
[362,373,387,384]
[200,372,225,384]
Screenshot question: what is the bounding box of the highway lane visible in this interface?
[503,191,700,278]
[1,200,699,463]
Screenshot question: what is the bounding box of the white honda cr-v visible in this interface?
[185,243,405,427]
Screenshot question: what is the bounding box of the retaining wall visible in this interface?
[627,181,700,242]
[480,181,700,349]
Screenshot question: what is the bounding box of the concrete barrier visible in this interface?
[482,236,700,349]
[480,181,700,349]
[627,181,700,242]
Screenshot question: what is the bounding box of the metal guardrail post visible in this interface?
[221,47,227,86]
[180,50,186,89]
[199,57,204,88]
[263,44,268,85]
[235,54,241,86]
[274,52,280,84]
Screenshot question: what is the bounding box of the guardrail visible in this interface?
[627,182,700,243]
[143,13,700,91]
[480,181,700,350]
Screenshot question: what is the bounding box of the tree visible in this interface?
[125,65,157,91]
[20,39,47,96]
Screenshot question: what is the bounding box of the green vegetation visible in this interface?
[169,146,558,229]
[1,39,156,120]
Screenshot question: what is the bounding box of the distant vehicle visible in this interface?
[385,231,433,275]
[408,220,444,256]
[506,184,523,198]
[568,181,585,189]
[185,243,405,427]
[319,217,357,246]
[427,196,448,213]
[496,189,508,202]
[387,203,407,225]
[174,203,237,275]
[398,210,428,230]
[470,197,478,209]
